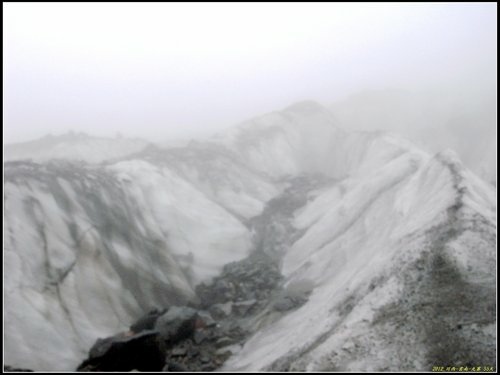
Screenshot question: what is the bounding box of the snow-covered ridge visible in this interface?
[211,101,427,180]
[4,101,497,371]
[329,89,497,185]
[223,148,496,372]
[4,132,150,163]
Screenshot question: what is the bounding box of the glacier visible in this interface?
[3,101,496,371]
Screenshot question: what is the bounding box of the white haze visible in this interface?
[4,3,496,143]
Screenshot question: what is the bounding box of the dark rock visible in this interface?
[77,330,164,372]
[89,332,129,359]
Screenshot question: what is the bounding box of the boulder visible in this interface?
[77,330,164,372]
[155,306,198,344]
[129,308,167,333]
[88,332,129,360]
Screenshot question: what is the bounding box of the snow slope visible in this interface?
[4,101,497,371]
[4,160,252,370]
[128,142,281,220]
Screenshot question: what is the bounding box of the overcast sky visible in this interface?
[3,3,497,143]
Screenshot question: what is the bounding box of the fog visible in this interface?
[4,4,498,372]
[4,3,497,147]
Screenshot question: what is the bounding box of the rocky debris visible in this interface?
[155,306,198,345]
[76,252,287,372]
[162,362,188,372]
[196,251,283,307]
[233,299,257,315]
[193,330,208,344]
[209,302,233,319]
[248,174,333,260]
[77,177,321,372]
[163,336,231,372]
[197,310,216,327]
[77,305,242,372]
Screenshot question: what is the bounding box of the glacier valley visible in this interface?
[4,101,496,371]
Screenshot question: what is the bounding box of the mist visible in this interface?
[4,3,498,372]
[4,3,497,146]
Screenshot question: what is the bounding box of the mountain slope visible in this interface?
[3,101,496,371]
